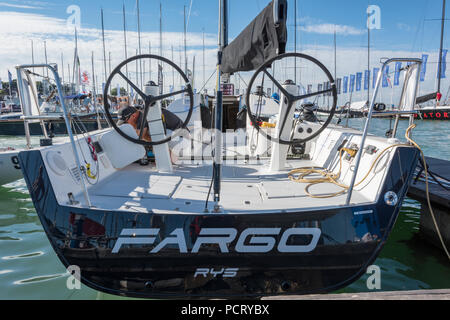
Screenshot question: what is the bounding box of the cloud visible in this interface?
[300,23,365,36]
[0,1,41,9]
[0,11,218,90]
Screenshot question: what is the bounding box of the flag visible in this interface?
[350,74,355,93]
[318,83,323,93]
[438,49,447,79]
[343,76,348,94]
[0,78,3,90]
[81,71,90,85]
[116,84,121,96]
[382,66,390,88]
[364,70,370,90]
[356,72,362,91]
[307,84,312,94]
[420,54,428,82]
[394,62,402,86]
[336,78,342,95]
[372,68,380,89]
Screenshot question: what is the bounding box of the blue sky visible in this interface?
[0,0,447,51]
[0,0,448,100]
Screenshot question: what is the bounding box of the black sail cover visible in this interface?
[221,0,287,74]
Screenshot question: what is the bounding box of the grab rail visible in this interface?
[345,58,422,205]
[15,63,93,207]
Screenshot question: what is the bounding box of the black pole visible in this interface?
[213,0,228,209]
[437,0,446,94]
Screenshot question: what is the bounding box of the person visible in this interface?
[83,93,92,113]
[118,106,185,164]
[436,92,442,106]
[118,106,152,142]
[117,106,184,142]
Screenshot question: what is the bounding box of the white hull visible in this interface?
[0,149,22,186]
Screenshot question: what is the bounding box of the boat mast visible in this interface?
[123,3,130,96]
[137,0,143,89]
[203,29,206,91]
[101,8,108,86]
[294,0,297,84]
[61,52,65,85]
[367,10,370,103]
[437,0,446,96]
[159,2,163,94]
[212,0,228,211]
[184,6,188,75]
[172,45,175,91]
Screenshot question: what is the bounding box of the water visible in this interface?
[0,118,449,299]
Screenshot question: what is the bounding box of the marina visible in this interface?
[0,0,449,302]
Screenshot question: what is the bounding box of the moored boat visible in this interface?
[17,0,425,299]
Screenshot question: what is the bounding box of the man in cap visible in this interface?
[118,106,185,142]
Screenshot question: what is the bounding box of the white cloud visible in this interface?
[0,2,41,9]
[300,23,365,36]
[0,11,219,91]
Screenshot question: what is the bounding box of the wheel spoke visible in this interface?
[262,69,291,99]
[117,70,147,99]
[294,88,333,101]
[150,87,190,103]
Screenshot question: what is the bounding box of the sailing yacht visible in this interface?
[16,0,424,298]
[413,0,449,120]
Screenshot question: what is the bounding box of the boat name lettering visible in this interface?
[354,210,373,216]
[112,227,322,254]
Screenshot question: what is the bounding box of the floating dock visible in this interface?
[407,157,450,252]
[264,289,450,300]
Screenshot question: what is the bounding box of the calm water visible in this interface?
[0,118,449,300]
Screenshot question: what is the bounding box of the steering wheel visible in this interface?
[245,52,337,145]
[103,54,194,146]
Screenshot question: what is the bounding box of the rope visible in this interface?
[288,124,450,261]
[405,126,450,261]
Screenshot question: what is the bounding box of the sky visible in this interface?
[0,0,448,103]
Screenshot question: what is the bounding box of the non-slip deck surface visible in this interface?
[89,159,372,214]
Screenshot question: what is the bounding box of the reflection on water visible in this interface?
[0,119,449,299]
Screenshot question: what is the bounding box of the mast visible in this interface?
[123,2,130,95]
[367,10,370,102]
[159,2,163,93]
[109,52,112,76]
[91,51,102,128]
[437,0,446,95]
[44,40,49,78]
[172,45,175,91]
[67,64,71,95]
[294,0,297,83]
[137,0,143,89]
[212,0,228,211]
[61,52,65,85]
[334,28,337,80]
[203,29,206,91]
[101,8,108,84]
[149,41,152,81]
[184,6,188,75]
[31,40,34,65]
